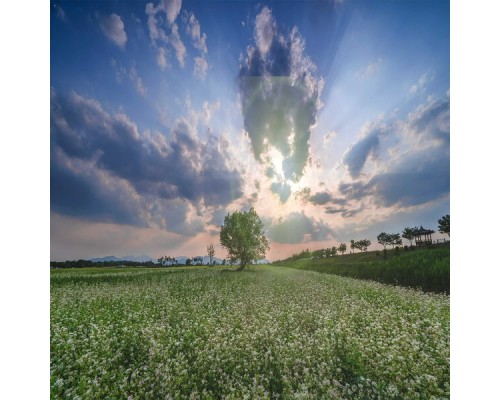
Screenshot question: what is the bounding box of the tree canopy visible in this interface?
[402,227,418,246]
[220,207,269,271]
[438,214,450,236]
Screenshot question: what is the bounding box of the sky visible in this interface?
[50,0,450,261]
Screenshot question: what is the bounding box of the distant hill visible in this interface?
[91,255,154,263]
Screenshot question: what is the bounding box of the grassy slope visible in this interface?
[51,266,449,399]
[273,244,450,293]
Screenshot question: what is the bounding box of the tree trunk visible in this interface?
[236,262,246,271]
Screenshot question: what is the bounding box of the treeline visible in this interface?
[273,239,371,264]
[275,244,450,293]
[50,260,158,269]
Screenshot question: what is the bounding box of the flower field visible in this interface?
[51,266,449,399]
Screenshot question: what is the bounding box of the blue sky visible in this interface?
[50,0,450,261]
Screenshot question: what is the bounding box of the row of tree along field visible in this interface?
[274,214,450,264]
[274,243,450,293]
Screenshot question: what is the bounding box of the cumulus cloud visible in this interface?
[146,0,186,67]
[51,90,244,229]
[267,212,334,244]
[408,92,450,144]
[368,151,449,207]
[100,14,127,49]
[337,91,450,209]
[342,122,388,178]
[51,149,146,227]
[146,1,208,74]
[239,6,324,186]
[161,0,182,24]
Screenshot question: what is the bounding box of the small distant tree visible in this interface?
[186,258,192,266]
[402,227,417,247]
[377,232,390,249]
[389,233,403,249]
[339,243,347,255]
[438,214,450,236]
[207,243,215,266]
[350,240,356,253]
[359,239,371,252]
[329,246,337,257]
[220,207,269,271]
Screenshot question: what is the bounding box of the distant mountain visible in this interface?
[91,255,154,263]
[90,256,123,262]
[121,255,155,262]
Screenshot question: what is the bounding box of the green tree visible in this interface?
[220,207,269,271]
[350,240,356,253]
[358,239,371,252]
[339,243,347,255]
[186,258,192,266]
[402,227,418,246]
[207,243,215,266]
[389,233,403,249]
[438,214,450,236]
[377,232,390,249]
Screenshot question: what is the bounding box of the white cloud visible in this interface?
[160,0,182,25]
[145,1,187,68]
[409,71,435,95]
[111,60,147,97]
[100,14,127,49]
[194,56,208,80]
[128,65,147,97]
[254,7,276,56]
[170,22,186,67]
[357,57,382,79]
[157,47,169,69]
[54,4,68,23]
[185,11,207,54]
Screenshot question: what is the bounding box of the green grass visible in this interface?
[274,244,450,293]
[51,266,449,399]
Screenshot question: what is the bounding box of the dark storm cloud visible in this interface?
[267,212,334,244]
[239,7,323,183]
[337,149,449,208]
[51,149,207,236]
[324,206,346,214]
[342,124,386,178]
[338,181,372,201]
[51,153,146,227]
[309,191,332,205]
[51,90,243,208]
[270,181,292,203]
[368,151,449,207]
[51,90,244,234]
[336,91,450,209]
[408,93,450,144]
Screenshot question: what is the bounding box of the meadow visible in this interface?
[274,245,450,294]
[51,266,449,399]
